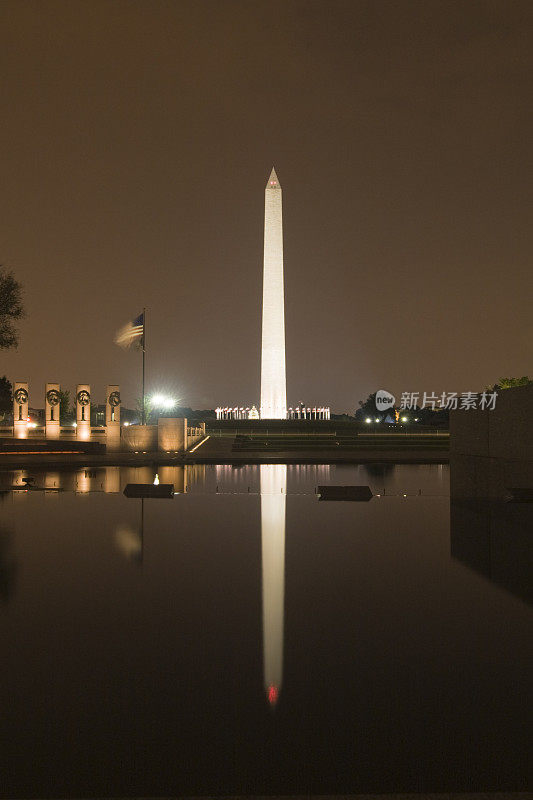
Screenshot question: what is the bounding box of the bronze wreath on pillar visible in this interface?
[77,390,91,406]
[108,391,121,407]
[14,388,28,404]
[46,389,61,406]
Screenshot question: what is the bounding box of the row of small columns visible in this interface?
[288,406,331,420]
[215,405,330,420]
[215,406,259,420]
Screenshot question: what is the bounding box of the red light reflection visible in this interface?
[268,684,278,706]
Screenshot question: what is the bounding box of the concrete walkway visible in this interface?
[184,434,449,465]
[0,436,449,468]
[103,793,531,799]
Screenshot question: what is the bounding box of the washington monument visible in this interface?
[260,167,287,419]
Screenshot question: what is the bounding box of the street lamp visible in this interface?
[151,394,176,410]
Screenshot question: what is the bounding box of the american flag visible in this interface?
[115,312,144,348]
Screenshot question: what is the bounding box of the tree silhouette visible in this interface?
[0,376,12,421]
[0,268,24,350]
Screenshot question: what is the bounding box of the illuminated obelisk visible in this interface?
[260,167,287,419]
[260,464,286,706]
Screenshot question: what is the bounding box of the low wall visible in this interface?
[450,384,533,498]
[158,418,187,452]
[121,425,158,452]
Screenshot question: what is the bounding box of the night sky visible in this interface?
[1,0,532,412]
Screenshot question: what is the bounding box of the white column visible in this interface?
[260,168,287,419]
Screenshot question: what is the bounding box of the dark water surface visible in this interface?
[0,464,531,798]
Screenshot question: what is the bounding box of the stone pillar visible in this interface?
[158,417,188,452]
[105,385,121,426]
[13,382,29,438]
[45,383,61,439]
[105,385,121,450]
[76,384,91,440]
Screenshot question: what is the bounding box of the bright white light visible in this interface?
[375,418,380,423]
[401,416,408,422]
[72,422,77,427]
[123,421,130,426]
[151,394,176,409]
[365,417,372,423]
[153,473,160,485]
[27,422,37,429]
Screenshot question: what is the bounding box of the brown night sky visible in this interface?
[1,0,532,411]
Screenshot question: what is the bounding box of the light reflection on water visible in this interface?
[0,463,531,797]
[0,462,449,496]
[260,465,286,707]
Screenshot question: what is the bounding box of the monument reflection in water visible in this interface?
[1,462,532,796]
[260,464,286,707]
[4,462,290,707]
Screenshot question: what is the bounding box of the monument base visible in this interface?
[46,421,60,440]
[77,421,91,441]
[13,421,27,439]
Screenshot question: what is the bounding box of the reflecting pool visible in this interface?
[0,464,531,797]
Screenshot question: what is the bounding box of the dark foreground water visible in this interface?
[0,464,531,797]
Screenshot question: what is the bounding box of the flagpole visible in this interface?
[142,307,146,425]
[141,498,144,565]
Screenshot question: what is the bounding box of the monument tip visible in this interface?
[266,166,279,188]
